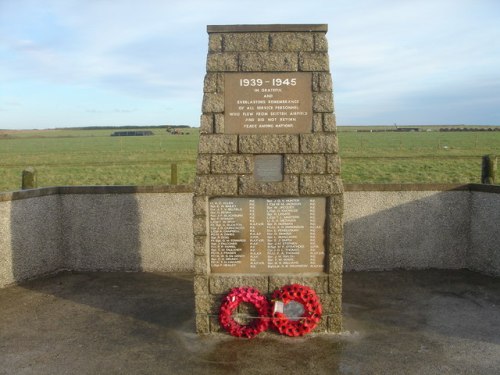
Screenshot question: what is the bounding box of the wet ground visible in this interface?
[1,270,499,374]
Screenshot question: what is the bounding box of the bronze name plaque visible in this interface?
[224,73,312,134]
[209,197,326,274]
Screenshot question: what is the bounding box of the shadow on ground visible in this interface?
[1,270,499,374]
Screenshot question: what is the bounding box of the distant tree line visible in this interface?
[354,126,500,133]
[166,127,190,135]
[60,125,191,130]
[439,127,500,132]
[357,127,420,133]
[111,130,154,137]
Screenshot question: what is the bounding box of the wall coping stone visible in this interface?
[207,24,328,33]
[0,185,193,202]
[345,183,500,193]
[1,183,499,202]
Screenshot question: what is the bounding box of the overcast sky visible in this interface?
[1,0,499,129]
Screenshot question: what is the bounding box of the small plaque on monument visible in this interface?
[254,155,283,182]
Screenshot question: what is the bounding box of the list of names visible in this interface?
[209,197,325,274]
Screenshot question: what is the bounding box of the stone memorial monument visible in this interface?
[193,24,344,335]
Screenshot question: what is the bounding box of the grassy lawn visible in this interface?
[0,127,498,192]
[0,128,199,191]
[338,130,498,184]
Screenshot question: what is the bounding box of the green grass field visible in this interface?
[338,130,499,184]
[0,128,199,191]
[0,127,498,192]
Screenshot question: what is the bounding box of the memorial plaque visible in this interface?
[209,197,326,274]
[224,73,312,134]
[254,155,283,182]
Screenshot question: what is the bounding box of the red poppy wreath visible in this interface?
[270,284,322,337]
[218,286,270,338]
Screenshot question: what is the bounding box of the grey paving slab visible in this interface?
[0,270,499,374]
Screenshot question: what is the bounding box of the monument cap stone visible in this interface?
[207,24,328,33]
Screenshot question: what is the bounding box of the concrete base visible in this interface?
[1,270,499,374]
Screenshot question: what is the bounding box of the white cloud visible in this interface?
[0,0,499,127]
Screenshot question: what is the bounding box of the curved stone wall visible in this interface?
[0,184,498,287]
[0,186,194,287]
